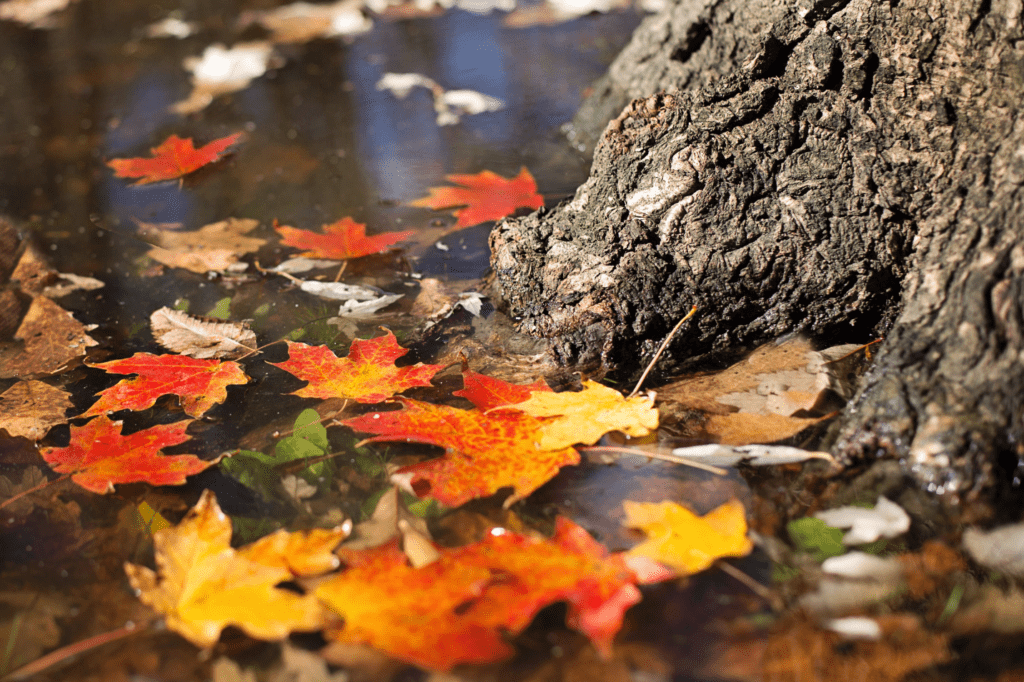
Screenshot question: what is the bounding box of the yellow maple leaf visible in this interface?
[124,490,348,647]
[622,499,753,575]
[511,380,658,449]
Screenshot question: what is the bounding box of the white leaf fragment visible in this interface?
[334,293,404,317]
[823,616,882,640]
[272,257,344,274]
[298,280,391,301]
[0,0,74,28]
[821,552,902,580]
[670,443,834,467]
[376,72,504,126]
[150,306,257,359]
[963,522,1024,577]
[145,16,197,38]
[172,42,279,115]
[815,496,910,545]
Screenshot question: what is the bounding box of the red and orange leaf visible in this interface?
[408,167,544,230]
[125,490,336,647]
[107,132,243,185]
[316,541,504,670]
[39,415,213,493]
[270,331,443,403]
[274,217,414,260]
[452,369,550,411]
[316,517,673,670]
[83,353,250,418]
[342,398,580,507]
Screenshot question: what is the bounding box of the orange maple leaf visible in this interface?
[274,217,414,260]
[452,369,551,411]
[316,517,673,670]
[342,398,580,507]
[83,353,250,418]
[270,331,444,403]
[409,167,544,230]
[125,490,347,647]
[106,132,243,185]
[38,415,214,493]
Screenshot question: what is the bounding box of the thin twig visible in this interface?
[628,305,697,399]
[333,260,348,282]
[1,617,155,681]
[717,561,776,603]
[0,474,69,510]
[581,446,727,475]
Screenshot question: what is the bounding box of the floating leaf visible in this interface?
[513,380,658,450]
[125,490,345,646]
[83,353,249,418]
[0,295,98,379]
[0,380,72,440]
[150,306,257,360]
[270,331,443,403]
[622,499,753,575]
[172,43,278,115]
[316,517,671,670]
[274,217,414,260]
[139,218,265,274]
[343,398,580,507]
[38,415,213,494]
[107,132,243,185]
[409,168,544,230]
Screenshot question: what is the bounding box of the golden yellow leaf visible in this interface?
[124,490,346,647]
[622,499,752,575]
[512,380,658,450]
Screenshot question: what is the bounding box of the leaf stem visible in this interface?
[0,616,155,681]
[580,446,727,475]
[0,474,70,510]
[628,305,697,399]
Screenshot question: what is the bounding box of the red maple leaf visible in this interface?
[315,517,673,670]
[342,398,580,507]
[39,415,215,493]
[453,369,551,411]
[107,132,243,185]
[408,167,544,230]
[83,353,250,418]
[270,331,443,403]
[274,217,414,260]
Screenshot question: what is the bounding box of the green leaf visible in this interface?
[207,296,232,320]
[787,517,846,562]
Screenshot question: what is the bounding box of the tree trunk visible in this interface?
[489,0,1024,498]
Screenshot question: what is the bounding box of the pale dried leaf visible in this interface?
[242,0,371,43]
[0,380,72,440]
[815,496,911,545]
[0,0,74,27]
[141,218,265,274]
[298,280,390,301]
[333,293,403,317]
[670,443,834,467]
[272,257,341,274]
[963,522,1024,577]
[145,15,196,38]
[377,72,504,126]
[0,296,98,379]
[172,42,280,115]
[344,487,430,550]
[150,306,257,359]
[0,466,47,515]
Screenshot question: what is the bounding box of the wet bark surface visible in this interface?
[490,0,1024,497]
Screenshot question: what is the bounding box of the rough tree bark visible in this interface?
[490,0,1024,498]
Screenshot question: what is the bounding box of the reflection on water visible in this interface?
[0,2,791,680]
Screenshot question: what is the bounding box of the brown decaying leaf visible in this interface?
[240,0,371,43]
[139,218,265,274]
[0,466,48,515]
[343,486,431,550]
[0,295,98,379]
[0,590,72,673]
[150,306,257,359]
[0,380,72,440]
[657,338,858,444]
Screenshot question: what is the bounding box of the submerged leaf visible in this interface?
[622,499,753,575]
